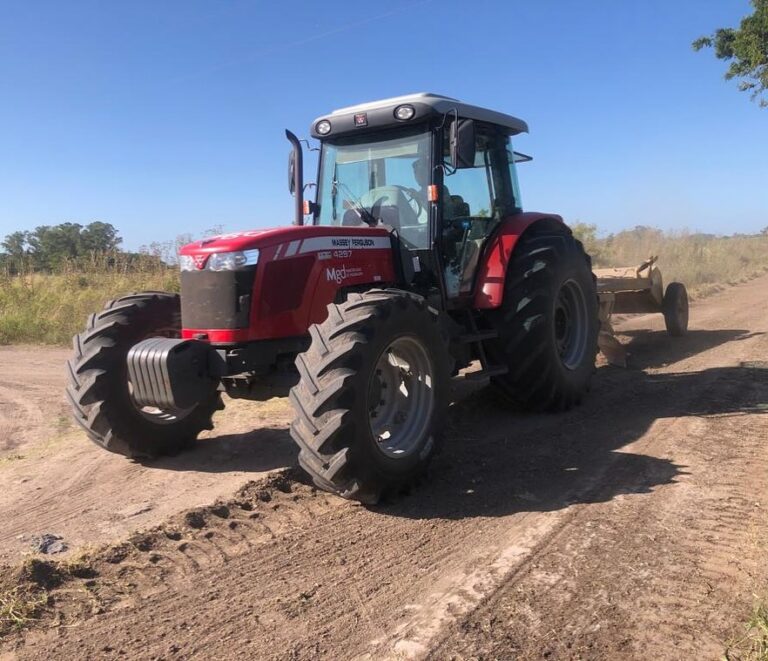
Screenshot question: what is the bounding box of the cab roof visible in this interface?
[310,92,529,140]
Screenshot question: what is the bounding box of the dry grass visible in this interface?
[0,586,48,637]
[0,253,179,345]
[725,599,768,661]
[572,225,768,299]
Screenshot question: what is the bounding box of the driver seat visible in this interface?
[450,195,470,217]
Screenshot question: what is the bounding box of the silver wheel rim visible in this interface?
[128,380,195,424]
[368,336,435,458]
[553,279,589,371]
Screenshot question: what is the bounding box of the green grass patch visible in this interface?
[725,599,768,660]
[0,586,48,637]
[0,268,179,345]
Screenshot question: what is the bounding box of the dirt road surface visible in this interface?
[1,275,767,660]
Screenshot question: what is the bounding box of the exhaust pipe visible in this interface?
[285,130,304,226]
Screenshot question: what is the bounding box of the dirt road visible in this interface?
[1,275,767,660]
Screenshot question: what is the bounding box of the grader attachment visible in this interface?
[595,257,689,367]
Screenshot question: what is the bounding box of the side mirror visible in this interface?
[288,150,296,194]
[450,119,476,169]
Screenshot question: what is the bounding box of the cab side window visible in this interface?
[443,136,495,219]
[442,128,512,297]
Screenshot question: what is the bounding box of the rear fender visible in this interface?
[473,212,568,309]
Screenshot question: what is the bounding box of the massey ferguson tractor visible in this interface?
[66,93,686,504]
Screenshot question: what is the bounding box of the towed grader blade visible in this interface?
[594,257,689,367]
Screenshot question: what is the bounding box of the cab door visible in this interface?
[440,125,520,300]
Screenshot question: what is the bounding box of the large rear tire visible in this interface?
[66,291,223,458]
[289,289,452,504]
[486,229,599,411]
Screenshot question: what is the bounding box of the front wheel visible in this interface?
[289,289,452,504]
[66,292,223,458]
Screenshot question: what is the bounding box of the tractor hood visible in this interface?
[178,225,392,257]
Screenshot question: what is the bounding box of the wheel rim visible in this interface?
[128,380,195,424]
[553,279,589,371]
[367,336,435,458]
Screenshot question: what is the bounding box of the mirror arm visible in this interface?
[299,138,320,153]
[285,130,304,226]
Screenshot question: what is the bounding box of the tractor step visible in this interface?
[458,330,498,344]
[465,365,509,381]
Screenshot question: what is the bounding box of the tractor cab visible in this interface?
[291,93,530,304]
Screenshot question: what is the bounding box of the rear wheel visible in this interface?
[66,292,223,458]
[663,282,689,336]
[486,229,599,411]
[289,289,452,504]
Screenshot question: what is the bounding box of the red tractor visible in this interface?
[67,93,599,504]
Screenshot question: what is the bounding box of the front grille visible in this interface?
[181,268,256,329]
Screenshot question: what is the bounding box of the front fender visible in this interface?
[473,212,567,309]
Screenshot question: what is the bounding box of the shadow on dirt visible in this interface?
[619,328,764,369]
[148,426,297,474]
[141,328,767,520]
[379,352,767,521]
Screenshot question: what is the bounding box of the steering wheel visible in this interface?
[392,185,425,219]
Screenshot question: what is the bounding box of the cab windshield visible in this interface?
[316,127,432,249]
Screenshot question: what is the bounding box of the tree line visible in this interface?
[1,222,124,271]
[0,222,175,275]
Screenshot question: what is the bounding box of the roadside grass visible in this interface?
[725,599,768,661]
[573,226,768,300]
[0,586,48,637]
[0,254,179,345]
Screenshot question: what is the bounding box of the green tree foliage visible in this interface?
[693,0,768,107]
[0,222,122,271]
[1,232,28,259]
[570,221,601,262]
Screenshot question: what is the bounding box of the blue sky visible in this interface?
[1,0,765,250]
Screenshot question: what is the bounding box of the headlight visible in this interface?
[179,254,197,271]
[315,120,332,135]
[206,249,259,271]
[394,104,415,121]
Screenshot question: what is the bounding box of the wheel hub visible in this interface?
[553,279,589,371]
[368,336,435,458]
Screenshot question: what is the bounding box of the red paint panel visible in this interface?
[473,212,565,309]
[181,225,396,342]
[260,255,315,315]
[181,328,249,343]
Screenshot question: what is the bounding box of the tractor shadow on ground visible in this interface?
[147,426,297,474]
[379,336,768,521]
[618,328,763,370]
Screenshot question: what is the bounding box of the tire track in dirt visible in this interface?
[0,347,69,454]
[0,352,297,564]
[427,283,768,660]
